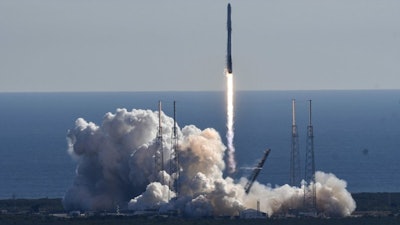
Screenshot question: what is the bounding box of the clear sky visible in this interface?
[1,0,399,92]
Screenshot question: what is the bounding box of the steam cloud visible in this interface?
[63,108,356,217]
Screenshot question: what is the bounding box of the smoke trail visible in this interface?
[63,108,355,217]
[226,72,237,174]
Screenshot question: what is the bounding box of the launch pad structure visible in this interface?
[244,149,271,194]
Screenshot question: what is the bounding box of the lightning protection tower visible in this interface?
[171,101,180,197]
[290,99,301,187]
[156,100,164,184]
[304,100,316,212]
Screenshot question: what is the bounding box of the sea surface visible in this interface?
[0,90,400,199]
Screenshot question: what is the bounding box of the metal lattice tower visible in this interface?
[290,99,301,187]
[304,100,316,211]
[156,100,164,184]
[172,101,180,197]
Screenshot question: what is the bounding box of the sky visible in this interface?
[0,0,399,92]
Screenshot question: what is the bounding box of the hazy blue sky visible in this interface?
[1,0,399,92]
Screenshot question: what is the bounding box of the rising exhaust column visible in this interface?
[226,3,232,74]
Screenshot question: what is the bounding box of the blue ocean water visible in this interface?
[0,90,400,199]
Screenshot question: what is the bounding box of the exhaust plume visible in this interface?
[226,72,237,174]
[63,108,355,217]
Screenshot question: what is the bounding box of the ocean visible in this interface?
[0,90,400,199]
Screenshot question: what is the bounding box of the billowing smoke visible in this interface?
[63,108,356,217]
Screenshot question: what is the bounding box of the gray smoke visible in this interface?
[63,108,356,217]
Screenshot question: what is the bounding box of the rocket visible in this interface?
[226,3,233,74]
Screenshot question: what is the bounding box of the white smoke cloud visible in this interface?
[315,171,356,217]
[63,108,356,217]
[129,182,175,211]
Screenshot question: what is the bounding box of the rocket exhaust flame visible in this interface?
[226,72,236,174]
